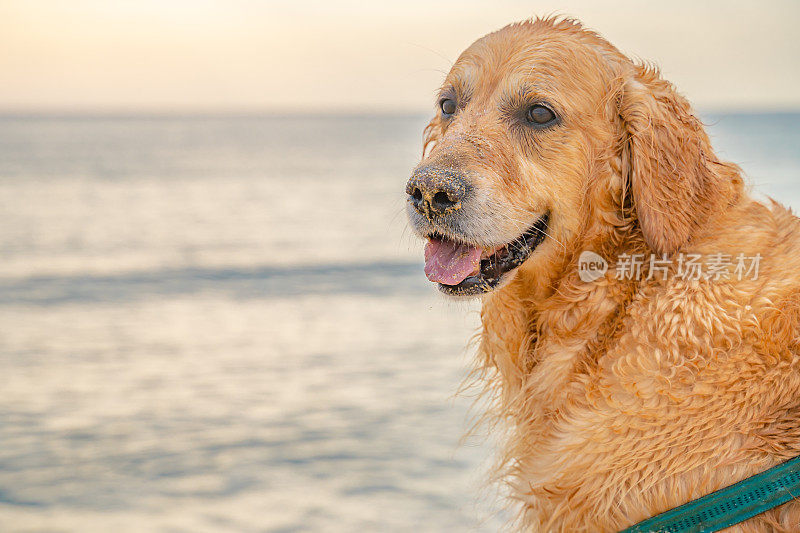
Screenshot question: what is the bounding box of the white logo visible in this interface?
[578,251,608,282]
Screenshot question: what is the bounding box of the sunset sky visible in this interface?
[2,0,799,113]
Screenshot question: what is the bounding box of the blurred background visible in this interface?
[1,1,799,531]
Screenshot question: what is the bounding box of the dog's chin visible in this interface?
[426,212,550,298]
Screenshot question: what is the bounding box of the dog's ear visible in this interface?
[618,65,735,254]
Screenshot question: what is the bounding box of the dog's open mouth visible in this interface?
[423,212,550,296]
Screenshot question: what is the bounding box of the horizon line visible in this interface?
[2,106,800,119]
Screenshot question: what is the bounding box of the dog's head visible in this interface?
[406,18,738,297]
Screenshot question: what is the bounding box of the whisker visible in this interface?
[404,42,454,67]
[388,203,408,226]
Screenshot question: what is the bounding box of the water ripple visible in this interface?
[0,261,427,305]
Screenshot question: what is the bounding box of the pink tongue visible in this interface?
[424,237,482,285]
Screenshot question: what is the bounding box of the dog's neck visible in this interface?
[479,242,633,391]
[473,152,749,526]
[473,209,659,531]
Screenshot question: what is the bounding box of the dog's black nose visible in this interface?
[406,167,470,217]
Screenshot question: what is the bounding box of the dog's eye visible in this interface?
[440,99,456,116]
[526,104,556,126]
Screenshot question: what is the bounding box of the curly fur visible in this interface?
[413,16,800,532]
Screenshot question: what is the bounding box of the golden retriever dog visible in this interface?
[405,16,800,532]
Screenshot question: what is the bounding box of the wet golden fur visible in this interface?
[415,17,800,531]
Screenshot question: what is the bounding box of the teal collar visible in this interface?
[620,455,800,533]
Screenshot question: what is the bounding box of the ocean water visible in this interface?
[0,112,798,532]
